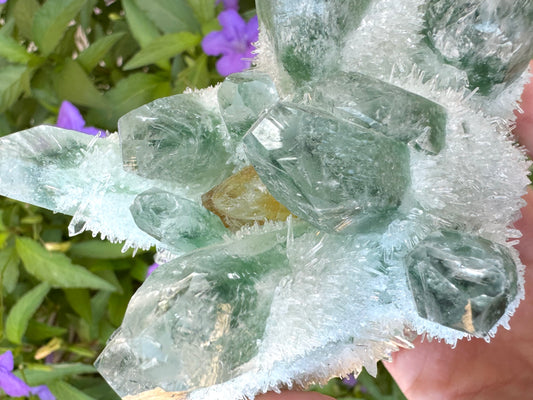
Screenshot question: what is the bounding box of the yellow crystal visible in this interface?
[202,166,293,231]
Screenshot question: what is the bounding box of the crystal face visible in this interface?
[95,230,292,396]
[406,230,518,336]
[244,103,411,233]
[298,72,447,154]
[0,0,530,399]
[218,71,279,142]
[118,92,233,194]
[202,166,293,231]
[424,0,533,94]
[256,0,372,83]
[131,188,227,253]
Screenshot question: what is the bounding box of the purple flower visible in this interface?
[216,0,239,10]
[0,351,31,397]
[0,0,7,4]
[57,101,105,136]
[30,385,56,400]
[146,262,159,277]
[0,351,56,400]
[342,373,358,388]
[202,10,258,76]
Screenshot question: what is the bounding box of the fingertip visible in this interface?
[514,61,533,155]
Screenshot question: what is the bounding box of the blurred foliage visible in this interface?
[0,0,406,399]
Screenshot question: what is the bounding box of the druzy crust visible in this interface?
[244,103,411,233]
[406,230,518,336]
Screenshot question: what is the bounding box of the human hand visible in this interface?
[258,67,533,400]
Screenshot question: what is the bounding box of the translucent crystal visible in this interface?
[130,188,227,253]
[406,230,518,336]
[118,92,233,194]
[95,229,292,396]
[244,103,411,233]
[218,71,279,142]
[424,0,533,94]
[0,127,169,249]
[202,166,293,231]
[256,0,372,83]
[298,72,447,154]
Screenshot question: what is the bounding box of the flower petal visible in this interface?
[216,53,251,76]
[30,385,56,400]
[0,351,14,371]
[218,10,246,42]
[57,101,85,131]
[146,263,159,277]
[202,31,233,56]
[0,370,31,397]
[245,15,259,44]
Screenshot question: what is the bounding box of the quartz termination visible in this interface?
[0,0,531,399]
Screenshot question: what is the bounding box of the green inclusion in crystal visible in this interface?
[244,103,411,233]
[298,72,447,154]
[95,231,291,396]
[424,0,533,95]
[406,230,518,336]
[218,71,279,141]
[118,93,233,194]
[130,188,226,253]
[256,0,372,83]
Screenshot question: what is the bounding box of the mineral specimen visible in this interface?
[244,102,411,233]
[201,166,292,231]
[424,0,533,95]
[0,0,531,399]
[405,230,518,336]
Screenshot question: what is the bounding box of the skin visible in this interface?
[258,67,533,400]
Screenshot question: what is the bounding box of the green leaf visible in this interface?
[0,65,31,113]
[175,53,210,92]
[134,0,200,34]
[122,0,160,48]
[48,380,97,400]
[186,0,217,23]
[69,240,136,259]
[0,33,36,64]
[77,32,126,72]
[64,289,92,322]
[0,246,20,293]
[53,58,108,109]
[89,72,170,128]
[26,320,68,341]
[6,282,50,344]
[13,0,41,40]
[32,0,87,56]
[124,32,201,70]
[16,237,117,291]
[14,363,96,386]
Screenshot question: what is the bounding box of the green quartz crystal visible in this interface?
[424,0,533,95]
[118,92,233,194]
[405,230,518,336]
[95,229,292,396]
[244,102,411,233]
[130,188,227,253]
[256,0,372,83]
[298,72,447,154]
[218,71,279,141]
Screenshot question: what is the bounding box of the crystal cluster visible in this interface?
[0,0,531,399]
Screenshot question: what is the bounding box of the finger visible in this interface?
[256,391,335,400]
[514,61,533,154]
